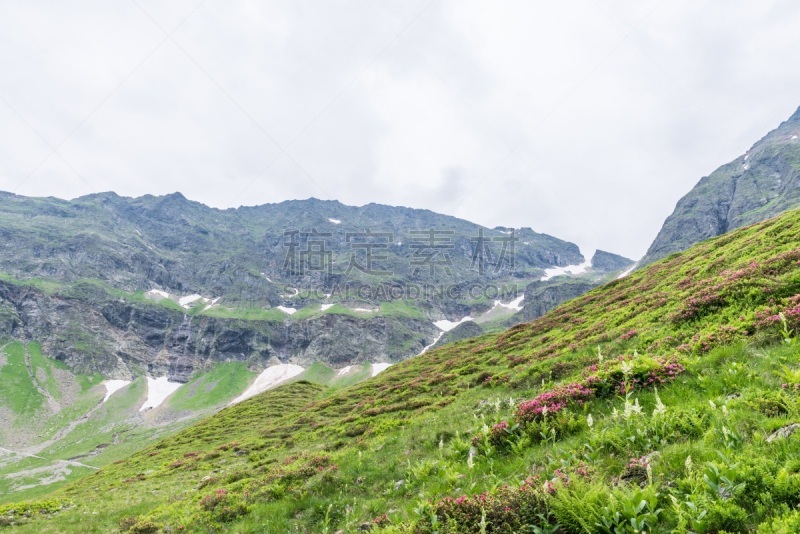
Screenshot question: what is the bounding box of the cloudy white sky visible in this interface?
[1,1,799,259]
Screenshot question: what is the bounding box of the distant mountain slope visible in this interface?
[641,106,800,265]
[0,192,583,303]
[13,208,800,533]
[0,195,631,503]
[506,249,634,326]
[0,193,628,378]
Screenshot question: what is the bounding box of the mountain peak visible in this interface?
[641,105,800,266]
[590,250,635,272]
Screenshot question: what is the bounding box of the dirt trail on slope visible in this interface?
[0,447,98,493]
[22,394,107,457]
[0,447,98,470]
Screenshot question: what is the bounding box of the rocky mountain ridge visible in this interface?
[0,193,632,379]
[641,106,800,265]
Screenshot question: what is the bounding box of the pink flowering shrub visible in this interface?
[199,488,249,523]
[511,356,685,429]
[515,383,592,425]
[619,329,639,341]
[622,456,652,485]
[754,294,800,331]
[585,356,685,397]
[543,461,593,494]
[471,420,524,452]
[373,513,390,527]
[413,477,548,534]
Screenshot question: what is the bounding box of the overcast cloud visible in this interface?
[1,0,799,259]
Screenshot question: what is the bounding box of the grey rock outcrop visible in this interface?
[642,107,800,266]
[591,250,635,273]
[0,280,438,381]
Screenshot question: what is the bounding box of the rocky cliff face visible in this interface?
[0,193,633,377]
[641,107,800,266]
[0,280,438,381]
[511,279,599,325]
[0,193,585,304]
[433,320,485,349]
[0,194,582,376]
[591,250,635,272]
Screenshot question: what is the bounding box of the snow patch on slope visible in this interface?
[434,317,472,332]
[321,303,334,311]
[336,365,353,377]
[371,363,392,377]
[283,287,300,297]
[179,294,204,307]
[140,377,182,411]
[617,263,639,279]
[230,364,305,405]
[328,218,342,224]
[277,306,297,315]
[498,295,525,311]
[540,259,592,281]
[102,380,131,403]
[419,332,444,355]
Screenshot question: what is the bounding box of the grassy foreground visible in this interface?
[4,209,800,532]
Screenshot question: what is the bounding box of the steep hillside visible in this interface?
[642,106,800,265]
[6,208,800,532]
[0,195,632,508]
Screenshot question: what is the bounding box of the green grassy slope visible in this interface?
[0,356,259,507]
[168,363,256,412]
[6,209,800,532]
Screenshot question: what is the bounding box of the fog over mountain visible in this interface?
[2,2,800,258]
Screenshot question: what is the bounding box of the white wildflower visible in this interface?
[621,360,634,377]
[653,388,667,417]
[709,400,717,410]
[467,447,476,470]
[685,455,693,472]
[623,393,643,420]
[587,414,594,428]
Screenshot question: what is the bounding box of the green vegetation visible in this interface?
[28,342,62,401]
[6,209,800,532]
[0,342,44,415]
[380,300,427,320]
[298,361,336,385]
[296,362,376,391]
[321,304,378,317]
[169,363,255,411]
[0,274,63,294]
[198,306,289,322]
